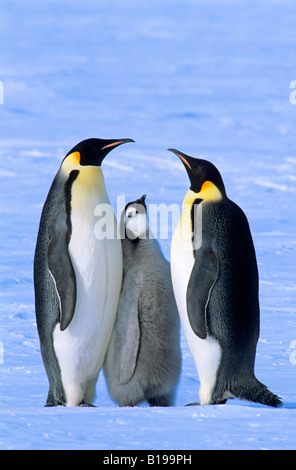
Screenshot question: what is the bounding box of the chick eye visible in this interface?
[127,208,138,218]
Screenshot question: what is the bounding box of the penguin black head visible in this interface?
[124,194,147,213]
[168,148,226,198]
[65,137,135,166]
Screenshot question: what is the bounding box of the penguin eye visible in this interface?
[192,164,201,175]
[127,210,138,218]
[126,207,139,218]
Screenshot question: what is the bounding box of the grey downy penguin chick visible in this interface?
[103,195,182,407]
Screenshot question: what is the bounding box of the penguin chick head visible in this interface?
[168,148,226,199]
[122,194,148,240]
[65,137,135,167]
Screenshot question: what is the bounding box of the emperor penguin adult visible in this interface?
[103,195,181,407]
[168,148,282,407]
[34,137,134,406]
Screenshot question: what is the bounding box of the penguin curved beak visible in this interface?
[101,138,135,150]
[168,148,192,170]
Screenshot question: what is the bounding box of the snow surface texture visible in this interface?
[0,0,296,450]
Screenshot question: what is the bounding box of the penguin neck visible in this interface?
[61,156,105,193]
[178,189,197,231]
[184,182,223,205]
[177,185,223,233]
[61,162,109,210]
[183,189,199,206]
[122,230,163,267]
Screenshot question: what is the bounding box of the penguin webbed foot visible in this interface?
[185,399,228,406]
[79,401,96,407]
[147,394,174,407]
[45,397,66,407]
[44,403,65,407]
[45,401,96,407]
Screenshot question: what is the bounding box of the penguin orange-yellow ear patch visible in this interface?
[199,181,222,201]
[61,151,81,175]
[70,151,81,164]
[200,181,212,191]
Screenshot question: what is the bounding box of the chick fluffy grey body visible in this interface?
[103,196,181,407]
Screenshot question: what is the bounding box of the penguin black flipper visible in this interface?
[186,247,219,340]
[47,169,78,331]
[35,169,78,335]
[47,233,76,332]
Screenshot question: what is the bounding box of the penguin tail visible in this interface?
[229,377,282,408]
[213,376,282,408]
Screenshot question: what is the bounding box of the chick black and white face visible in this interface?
[124,197,148,240]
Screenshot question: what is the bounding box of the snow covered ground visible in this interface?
[0,0,296,450]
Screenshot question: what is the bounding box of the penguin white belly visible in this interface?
[53,168,122,406]
[171,199,221,404]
